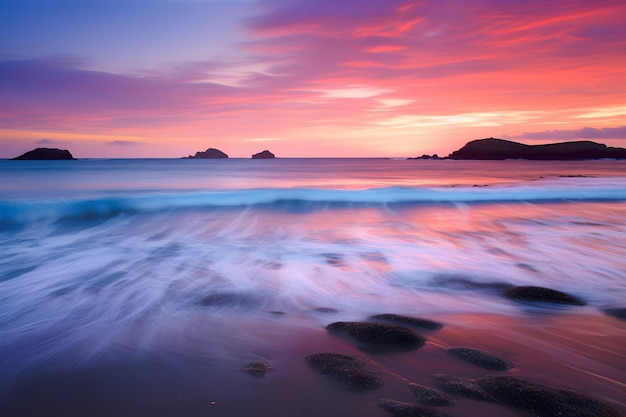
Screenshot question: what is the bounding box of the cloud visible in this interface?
[507,126,626,141]
[36,138,56,144]
[107,140,142,146]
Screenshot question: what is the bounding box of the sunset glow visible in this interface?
[1,0,625,158]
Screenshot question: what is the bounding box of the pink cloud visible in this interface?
[1,0,625,157]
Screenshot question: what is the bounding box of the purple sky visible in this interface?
[2,0,626,157]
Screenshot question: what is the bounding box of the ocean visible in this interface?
[1,158,625,416]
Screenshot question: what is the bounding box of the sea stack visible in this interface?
[251,150,275,159]
[184,148,228,159]
[11,148,76,160]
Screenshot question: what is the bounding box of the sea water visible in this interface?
[1,158,625,414]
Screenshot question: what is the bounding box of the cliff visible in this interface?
[448,138,626,160]
[11,148,76,160]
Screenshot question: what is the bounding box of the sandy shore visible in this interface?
[1,310,624,417]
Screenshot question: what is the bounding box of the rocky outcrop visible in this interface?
[448,138,626,160]
[11,148,75,160]
[502,286,586,306]
[445,347,512,371]
[242,361,271,377]
[305,352,384,390]
[476,375,622,417]
[183,148,228,159]
[369,313,443,330]
[251,150,275,159]
[326,321,426,352]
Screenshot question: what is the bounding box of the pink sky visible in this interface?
[1,0,626,158]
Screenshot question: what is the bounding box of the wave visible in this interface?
[2,185,626,223]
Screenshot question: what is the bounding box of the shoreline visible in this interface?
[1,310,624,417]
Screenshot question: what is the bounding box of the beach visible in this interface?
[1,159,625,416]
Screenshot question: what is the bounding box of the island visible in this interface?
[446,138,626,160]
[183,148,228,159]
[11,148,76,160]
[251,150,275,159]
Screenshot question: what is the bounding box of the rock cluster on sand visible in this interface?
[378,399,453,417]
[408,383,454,406]
[183,148,228,159]
[242,361,271,377]
[326,321,426,352]
[11,147,76,160]
[369,313,443,330]
[251,150,275,159]
[445,347,512,371]
[305,352,383,390]
[433,374,493,401]
[503,286,586,306]
[475,375,621,417]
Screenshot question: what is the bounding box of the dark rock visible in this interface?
[314,307,339,313]
[378,399,453,417]
[326,321,426,353]
[502,286,586,306]
[242,360,271,377]
[434,275,513,291]
[11,148,75,160]
[199,292,260,308]
[603,307,626,320]
[305,352,383,390]
[433,374,493,401]
[476,375,622,417]
[369,314,443,330]
[251,150,275,159]
[448,138,626,160]
[408,154,443,160]
[408,383,454,406]
[445,347,512,371]
[184,148,228,159]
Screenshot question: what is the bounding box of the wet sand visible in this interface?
[1,310,624,417]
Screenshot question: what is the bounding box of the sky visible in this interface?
[1,0,626,158]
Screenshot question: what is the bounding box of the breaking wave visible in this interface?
[2,184,626,223]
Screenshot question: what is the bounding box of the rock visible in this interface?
[447,138,626,160]
[184,148,228,159]
[408,154,444,160]
[314,307,339,313]
[602,307,626,320]
[502,286,586,306]
[242,360,271,377]
[11,148,76,160]
[408,383,454,406]
[199,292,260,309]
[476,375,621,417]
[251,150,275,159]
[369,314,443,330]
[326,321,426,352]
[305,352,383,390]
[445,347,512,371]
[432,374,493,401]
[378,399,453,417]
[433,275,513,291]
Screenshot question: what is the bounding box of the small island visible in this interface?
[251,150,275,159]
[447,138,626,160]
[11,148,76,160]
[183,148,228,159]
